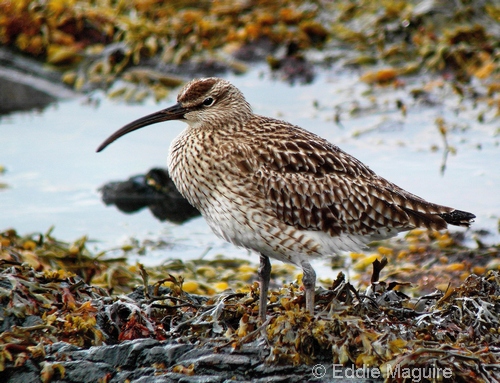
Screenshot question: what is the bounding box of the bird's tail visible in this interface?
[438,209,476,227]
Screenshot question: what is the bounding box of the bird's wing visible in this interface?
[251,125,451,237]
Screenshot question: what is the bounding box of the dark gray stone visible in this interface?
[110,367,160,383]
[51,360,114,383]
[141,343,194,366]
[4,338,383,383]
[129,376,176,383]
[177,376,226,383]
[178,353,252,368]
[47,342,81,356]
[80,338,161,367]
[5,359,40,383]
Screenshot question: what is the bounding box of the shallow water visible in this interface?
[1,65,499,266]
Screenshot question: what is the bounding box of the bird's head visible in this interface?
[96,77,252,152]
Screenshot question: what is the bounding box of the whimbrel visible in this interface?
[97,77,475,319]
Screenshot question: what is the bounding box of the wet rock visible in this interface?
[0,75,57,114]
[52,360,115,383]
[32,339,324,383]
[5,336,332,383]
[141,343,194,365]
[99,168,200,223]
[0,47,77,115]
[4,359,40,383]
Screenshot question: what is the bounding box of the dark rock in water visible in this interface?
[0,75,57,114]
[0,47,77,115]
[99,168,200,224]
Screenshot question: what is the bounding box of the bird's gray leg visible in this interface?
[301,260,316,315]
[258,254,271,320]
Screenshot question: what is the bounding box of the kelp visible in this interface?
[1,227,499,381]
[0,0,498,106]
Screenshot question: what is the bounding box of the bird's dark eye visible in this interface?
[203,97,214,106]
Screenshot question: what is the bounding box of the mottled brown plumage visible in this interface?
[97,77,475,319]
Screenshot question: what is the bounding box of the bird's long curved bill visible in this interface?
[96,103,187,152]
